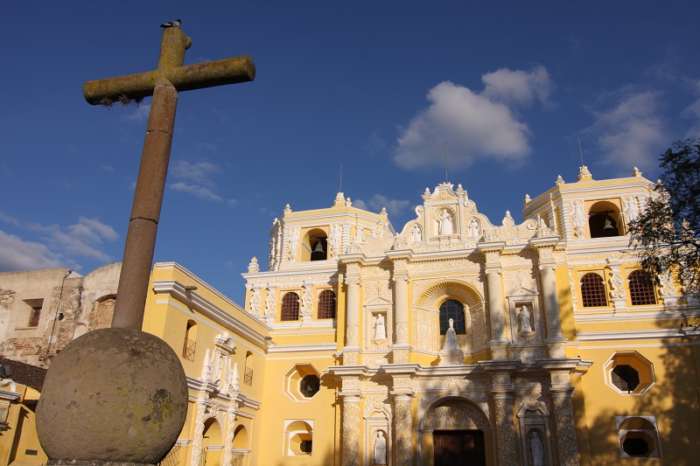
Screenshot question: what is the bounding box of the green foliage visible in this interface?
[629,139,700,295]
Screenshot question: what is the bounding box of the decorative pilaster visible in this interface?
[340,375,362,466]
[480,242,508,359]
[189,397,207,466]
[223,408,237,466]
[606,259,627,309]
[549,371,580,466]
[344,262,361,364]
[391,374,416,466]
[484,364,520,466]
[532,240,565,357]
[391,256,410,363]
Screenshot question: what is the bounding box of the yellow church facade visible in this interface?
[1,165,699,466]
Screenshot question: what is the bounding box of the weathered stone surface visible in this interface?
[0,263,120,367]
[36,328,187,464]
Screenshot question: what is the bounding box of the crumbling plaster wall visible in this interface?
[0,263,120,367]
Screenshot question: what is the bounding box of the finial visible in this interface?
[578,165,593,181]
[283,203,292,215]
[248,256,260,273]
[633,166,642,177]
[334,192,345,207]
[345,197,353,207]
[525,193,532,204]
[556,175,565,185]
[379,207,388,217]
[502,210,514,226]
[456,183,464,193]
[424,187,431,195]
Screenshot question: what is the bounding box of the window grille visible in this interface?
[580,273,608,307]
[628,271,657,305]
[439,299,466,334]
[317,290,336,319]
[281,292,300,321]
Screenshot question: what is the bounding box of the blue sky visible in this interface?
[2,1,700,302]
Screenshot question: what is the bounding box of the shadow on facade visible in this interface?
[576,318,700,466]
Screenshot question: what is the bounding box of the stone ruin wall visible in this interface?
[0,263,120,368]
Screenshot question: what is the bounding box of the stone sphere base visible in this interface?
[37,328,188,464]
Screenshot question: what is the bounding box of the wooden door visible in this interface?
[433,430,486,466]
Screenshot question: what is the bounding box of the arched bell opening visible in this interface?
[588,201,623,238]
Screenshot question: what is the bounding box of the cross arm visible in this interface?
[83,56,256,105]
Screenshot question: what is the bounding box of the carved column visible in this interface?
[481,243,507,359]
[392,257,410,363]
[189,397,207,466]
[533,242,565,357]
[550,371,580,466]
[340,375,362,466]
[344,262,361,364]
[491,370,519,466]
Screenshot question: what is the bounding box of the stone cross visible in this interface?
[83,24,255,329]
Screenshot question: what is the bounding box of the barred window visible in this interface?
[581,273,608,307]
[281,292,300,321]
[439,299,466,335]
[629,271,657,306]
[317,290,336,319]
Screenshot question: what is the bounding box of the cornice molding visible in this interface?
[152,280,268,349]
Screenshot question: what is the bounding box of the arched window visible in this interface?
[281,292,300,321]
[182,320,197,361]
[285,421,313,456]
[439,299,466,335]
[628,271,657,305]
[618,417,660,458]
[580,273,608,307]
[317,290,336,319]
[232,424,249,450]
[588,201,623,238]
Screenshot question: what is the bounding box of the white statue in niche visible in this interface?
[517,303,534,335]
[373,314,387,342]
[411,224,422,243]
[373,430,387,465]
[439,318,464,365]
[468,217,481,239]
[528,429,545,466]
[438,209,454,235]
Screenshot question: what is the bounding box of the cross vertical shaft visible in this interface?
[112,81,177,329]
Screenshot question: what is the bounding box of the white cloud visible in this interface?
[593,91,667,170]
[171,160,221,185]
[0,213,119,269]
[171,182,223,202]
[169,160,236,205]
[353,194,411,218]
[394,66,552,171]
[125,103,150,121]
[0,230,63,271]
[482,65,552,106]
[394,80,532,170]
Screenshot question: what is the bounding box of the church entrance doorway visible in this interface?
[433,430,486,466]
